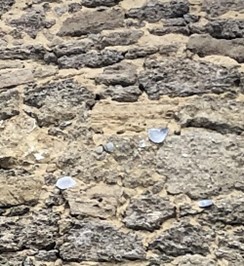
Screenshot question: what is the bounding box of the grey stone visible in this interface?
[125,46,158,59]
[0,209,59,252]
[9,7,55,38]
[35,249,58,261]
[0,69,34,89]
[95,145,104,155]
[126,0,189,22]
[68,3,82,13]
[103,142,115,153]
[81,0,122,7]
[64,184,123,219]
[149,25,190,36]
[0,0,14,17]
[58,8,124,37]
[187,34,244,63]
[170,254,216,265]
[0,45,46,60]
[178,95,244,135]
[58,49,123,69]
[0,89,19,120]
[215,227,244,265]
[204,19,244,39]
[156,129,244,199]
[202,0,244,17]
[139,58,241,99]
[149,221,212,257]
[91,30,143,49]
[59,220,146,262]
[51,39,94,57]
[200,193,244,225]
[24,79,95,127]
[101,85,142,102]
[123,195,175,231]
[95,62,138,86]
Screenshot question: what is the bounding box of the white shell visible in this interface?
[34,153,45,161]
[148,128,169,144]
[198,199,213,208]
[56,176,76,190]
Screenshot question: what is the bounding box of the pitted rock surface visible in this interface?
[0,0,244,265]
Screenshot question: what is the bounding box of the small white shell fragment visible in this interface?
[138,139,147,148]
[148,128,169,144]
[198,199,213,208]
[34,153,45,161]
[103,142,115,153]
[56,176,76,190]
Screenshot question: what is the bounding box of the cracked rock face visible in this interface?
[123,195,176,231]
[24,79,95,127]
[149,221,213,258]
[0,0,244,265]
[59,220,146,262]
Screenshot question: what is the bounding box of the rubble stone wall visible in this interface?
[0,0,244,265]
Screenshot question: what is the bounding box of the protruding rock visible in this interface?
[58,8,124,36]
[124,195,175,231]
[0,69,34,89]
[59,220,146,262]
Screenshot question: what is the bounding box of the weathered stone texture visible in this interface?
[58,8,124,36]
[0,0,244,264]
[59,220,146,262]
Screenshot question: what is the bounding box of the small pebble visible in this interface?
[95,145,104,155]
[198,199,213,208]
[103,142,115,153]
[55,176,76,190]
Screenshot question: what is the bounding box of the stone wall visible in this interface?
[0,0,244,265]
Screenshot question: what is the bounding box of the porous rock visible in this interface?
[123,195,176,231]
[156,129,244,199]
[24,79,95,127]
[59,220,146,262]
[58,8,124,36]
[139,58,241,99]
[149,221,212,257]
[187,34,244,63]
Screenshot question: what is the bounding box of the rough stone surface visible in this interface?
[126,0,189,22]
[0,0,244,265]
[178,94,244,135]
[0,169,43,207]
[139,58,242,99]
[96,62,138,86]
[123,195,176,231]
[0,89,19,120]
[149,221,212,258]
[0,209,59,251]
[24,79,95,127]
[0,45,46,60]
[82,0,122,7]
[0,69,34,89]
[0,0,15,17]
[58,8,124,36]
[58,49,124,69]
[64,183,123,219]
[204,19,244,39]
[187,34,244,63]
[202,0,244,17]
[156,129,244,199]
[59,220,146,262]
[9,7,55,38]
